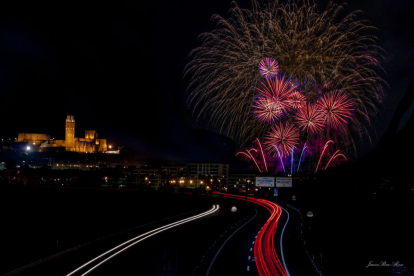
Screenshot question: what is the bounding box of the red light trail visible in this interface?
[212,192,289,276]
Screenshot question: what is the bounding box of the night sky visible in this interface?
[0,0,413,162]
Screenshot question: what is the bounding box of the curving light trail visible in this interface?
[212,192,289,276]
[66,205,219,276]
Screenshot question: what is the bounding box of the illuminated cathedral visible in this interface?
[17,115,108,153]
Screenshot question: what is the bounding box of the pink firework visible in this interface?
[324,150,347,170]
[294,102,325,134]
[264,121,300,157]
[236,150,262,173]
[252,97,283,123]
[318,90,353,128]
[288,91,306,109]
[258,57,279,79]
[252,75,298,123]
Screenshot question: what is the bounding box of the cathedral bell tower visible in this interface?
[65,115,75,149]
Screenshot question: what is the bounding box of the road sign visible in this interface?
[255,177,275,187]
[292,195,296,201]
[307,211,314,218]
[231,206,237,213]
[276,177,292,187]
[274,188,278,197]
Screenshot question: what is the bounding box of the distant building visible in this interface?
[190,163,229,187]
[228,173,256,193]
[161,165,189,176]
[17,115,108,153]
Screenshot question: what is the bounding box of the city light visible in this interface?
[26,146,30,151]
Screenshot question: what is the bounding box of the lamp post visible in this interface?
[246,180,250,201]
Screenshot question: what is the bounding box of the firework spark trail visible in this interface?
[315,140,334,172]
[264,121,300,157]
[297,143,307,173]
[290,146,295,174]
[185,0,386,150]
[324,151,347,170]
[318,90,354,128]
[255,138,268,172]
[236,151,262,173]
[246,149,262,173]
[273,144,285,173]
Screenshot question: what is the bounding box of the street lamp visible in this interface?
[246,180,251,201]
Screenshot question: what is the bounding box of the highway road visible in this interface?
[65,205,220,275]
[205,193,289,276]
[2,193,317,276]
[206,193,319,276]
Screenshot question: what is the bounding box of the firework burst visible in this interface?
[318,90,354,128]
[288,91,306,109]
[252,74,297,123]
[185,0,386,151]
[264,121,299,157]
[258,57,279,79]
[295,102,325,134]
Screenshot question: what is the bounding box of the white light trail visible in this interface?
[67,205,219,276]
